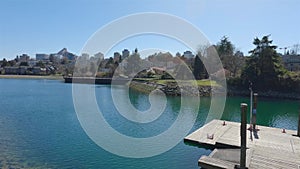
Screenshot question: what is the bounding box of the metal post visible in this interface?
[249,82,253,128]
[240,103,247,169]
[250,90,253,127]
[298,106,300,137]
[252,93,258,130]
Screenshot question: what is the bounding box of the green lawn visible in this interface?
[133,78,220,87]
[194,79,219,87]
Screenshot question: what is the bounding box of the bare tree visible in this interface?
[291,44,300,55]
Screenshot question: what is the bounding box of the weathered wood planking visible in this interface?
[185,119,300,169]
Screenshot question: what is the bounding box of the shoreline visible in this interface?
[1,75,298,100]
[129,80,300,100]
[227,89,300,100]
[129,80,223,97]
[0,75,64,80]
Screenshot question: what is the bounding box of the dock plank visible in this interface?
[291,138,300,154]
[198,156,237,169]
[185,119,300,169]
[185,119,232,146]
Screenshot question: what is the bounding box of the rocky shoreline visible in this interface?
[129,80,300,100]
[129,81,223,97]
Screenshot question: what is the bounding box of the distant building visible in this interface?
[19,66,28,75]
[4,67,19,74]
[77,54,89,66]
[36,54,49,61]
[32,67,47,75]
[57,48,76,60]
[4,66,49,75]
[94,52,104,60]
[183,51,194,59]
[28,60,37,67]
[114,52,121,62]
[0,67,4,74]
[122,49,130,59]
[49,54,62,63]
[4,66,28,75]
[282,54,300,71]
[80,53,89,61]
[19,54,30,62]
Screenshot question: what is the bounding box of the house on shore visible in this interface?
[4,66,48,75]
[282,54,300,71]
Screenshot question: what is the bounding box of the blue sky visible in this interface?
[0,0,299,59]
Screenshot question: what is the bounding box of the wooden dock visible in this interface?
[64,77,130,85]
[184,119,300,169]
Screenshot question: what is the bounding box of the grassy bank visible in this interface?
[155,79,219,87]
[133,78,220,87]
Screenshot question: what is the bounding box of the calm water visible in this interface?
[0,79,298,169]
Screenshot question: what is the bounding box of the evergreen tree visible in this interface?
[241,35,286,90]
[217,36,234,57]
[193,55,207,80]
[1,58,8,67]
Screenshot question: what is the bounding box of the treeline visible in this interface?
[220,35,300,93]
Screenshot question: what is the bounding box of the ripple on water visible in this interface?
[0,79,298,169]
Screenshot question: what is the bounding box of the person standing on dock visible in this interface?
[249,81,254,131]
[252,93,258,131]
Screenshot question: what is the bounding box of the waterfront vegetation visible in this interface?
[159,79,219,87]
[227,35,300,95]
[0,35,299,98]
[130,35,300,99]
[130,79,219,97]
[134,78,219,87]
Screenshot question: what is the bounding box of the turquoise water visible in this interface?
[0,79,298,168]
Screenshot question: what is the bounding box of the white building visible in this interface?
[19,54,30,62]
[36,54,49,61]
[122,49,130,59]
[282,54,300,71]
[94,52,104,60]
[114,52,121,62]
[49,54,62,63]
[28,60,37,67]
[183,51,194,59]
[81,53,89,60]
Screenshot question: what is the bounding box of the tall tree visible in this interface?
[217,36,234,57]
[216,36,244,77]
[241,35,286,90]
[193,55,207,80]
[1,58,8,67]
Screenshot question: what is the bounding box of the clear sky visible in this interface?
[0,0,299,59]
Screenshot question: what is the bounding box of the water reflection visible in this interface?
[0,79,298,168]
